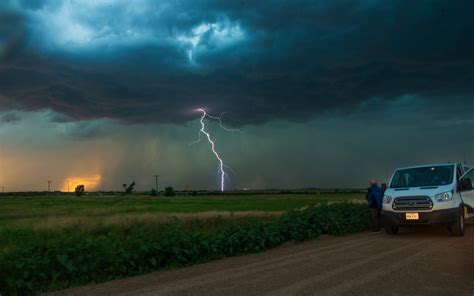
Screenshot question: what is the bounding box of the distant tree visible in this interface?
[123,182,136,194]
[75,185,85,197]
[164,186,175,197]
[191,191,198,197]
[150,189,157,196]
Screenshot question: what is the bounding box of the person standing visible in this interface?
[366,179,383,232]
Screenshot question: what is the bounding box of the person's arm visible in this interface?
[366,189,372,205]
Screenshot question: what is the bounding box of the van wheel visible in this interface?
[384,225,399,235]
[449,209,464,237]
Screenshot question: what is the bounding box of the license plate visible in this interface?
[406,213,419,220]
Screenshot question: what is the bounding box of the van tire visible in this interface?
[449,208,465,237]
[384,225,399,235]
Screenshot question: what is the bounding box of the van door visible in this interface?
[460,168,474,212]
[463,165,470,174]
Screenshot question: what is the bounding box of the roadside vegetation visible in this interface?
[0,194,369,295]
[0,193,364,229]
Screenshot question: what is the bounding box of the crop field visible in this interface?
[0,193,369,294]
[0,193,364,229]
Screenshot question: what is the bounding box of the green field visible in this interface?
[0,193,364,229]
[0,194,370,294]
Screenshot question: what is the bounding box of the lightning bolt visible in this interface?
[206,112,246,137]
[191,108,243,191]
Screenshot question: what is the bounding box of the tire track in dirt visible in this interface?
[179,236,411,296]
[300,239,441,295]
[153,236,382,295]
[263,239,432,296]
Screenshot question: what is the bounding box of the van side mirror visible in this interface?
[460,178,472,191]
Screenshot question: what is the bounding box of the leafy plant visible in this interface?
[0,203,371,295]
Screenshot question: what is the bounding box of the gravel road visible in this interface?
[51,222,474,296]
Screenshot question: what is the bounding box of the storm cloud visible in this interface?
[0,0,472,125]
[0,0,473,191]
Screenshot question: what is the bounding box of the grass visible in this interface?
[0,193,364,230]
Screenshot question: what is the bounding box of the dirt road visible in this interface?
[52,222,474,296]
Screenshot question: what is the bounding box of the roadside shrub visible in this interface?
[0,203,371,295]
[164,186,175,197]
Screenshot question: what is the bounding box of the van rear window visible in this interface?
[390,165,454,188]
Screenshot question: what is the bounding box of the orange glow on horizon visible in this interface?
[61,175,102,192]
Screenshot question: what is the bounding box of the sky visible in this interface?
[0,0,473,191]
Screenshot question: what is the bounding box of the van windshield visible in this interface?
[390,165,454,188]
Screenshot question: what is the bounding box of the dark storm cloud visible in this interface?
[0,0,472,125]
[0,9,26,61]
[0,111,21,123]
[61,121,108,139]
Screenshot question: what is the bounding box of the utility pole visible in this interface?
[153,174,160,193]
[67,179,70,193]
[48,180,51,192]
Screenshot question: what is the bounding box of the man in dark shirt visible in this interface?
[366,179,383,232]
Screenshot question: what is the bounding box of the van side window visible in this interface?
[463,165,470,174]
[462,169,474,189]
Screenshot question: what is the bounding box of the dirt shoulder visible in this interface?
[50,222,474,296]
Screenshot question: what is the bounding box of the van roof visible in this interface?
[394,163,458,171]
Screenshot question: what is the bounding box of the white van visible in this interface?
[382,163,474,236]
